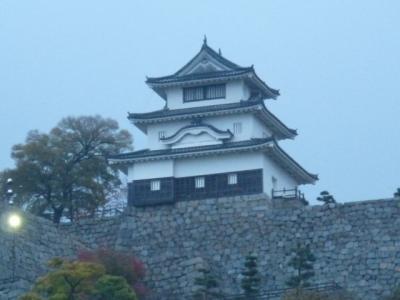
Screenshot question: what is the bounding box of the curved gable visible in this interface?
[161,123,233,148]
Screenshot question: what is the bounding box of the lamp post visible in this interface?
[6,178,22,281]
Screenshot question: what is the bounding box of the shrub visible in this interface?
[20,259,138,300]
[240,253,261,296]
[78,248,147,297]
[286,243,315,288]
[193,267,220,299]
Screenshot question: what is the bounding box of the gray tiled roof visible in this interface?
[129,100,297,139]
[146,68,253,84]
[108,137,318,183]
[129,100,262,120]
[145,43,280,100]
[108,138,273,160]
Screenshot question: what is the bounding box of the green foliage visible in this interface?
[240,253,260,296]
[286,243,316,289]
[20,293,43,300]
[193,268,220,299]
[1,115,132,223]
[78,248,147,297]
[20,259,138,300]
[95,275,137,300]
[316,191,336,205]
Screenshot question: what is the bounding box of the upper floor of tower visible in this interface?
[145,37,280,110]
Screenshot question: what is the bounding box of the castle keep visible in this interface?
[1,42,399,300]
[109,39,317,206]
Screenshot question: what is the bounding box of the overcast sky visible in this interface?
[1,1,399,204]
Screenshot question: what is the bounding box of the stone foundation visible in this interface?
[1,195,400,299]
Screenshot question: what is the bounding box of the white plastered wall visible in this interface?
[174,152,264,178]
[128,160,174,181]
[262,154,298,197]
[146,114,271,150]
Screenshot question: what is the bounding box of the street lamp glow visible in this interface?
[8,213,22,229]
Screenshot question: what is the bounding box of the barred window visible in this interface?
[195,176,205,189]
[183,84,226,102]
[233,122,242,134]
[150,180,160,191]
[158,131,166,140]
[227,173,238,185]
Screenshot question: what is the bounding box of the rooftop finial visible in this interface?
[203,35,207,46]
[218,48,222,56]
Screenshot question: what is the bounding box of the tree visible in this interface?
[2,115,132,223]
[193,267,220,300]
[394,188,400,198]
[20,258,138,300]
[95,275,138,300]
[286,243,316,289]
[316,191,336,205]
[240,253,260,297]
[77,248,147,298]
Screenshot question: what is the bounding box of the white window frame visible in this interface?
[227,173,238,185]
[195,176,205,189]
[233,122,242,134]
[150,180,161,191]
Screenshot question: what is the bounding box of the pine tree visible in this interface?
[316,191,336,205]
[193,268,219,300]
[286,243,316,289]
[240,253,261,297]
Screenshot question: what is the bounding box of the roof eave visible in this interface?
[245,71,280,100]
[108,139,274,163]
[268,141,318,184]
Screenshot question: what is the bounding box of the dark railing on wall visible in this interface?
[271,187,307,203]
[157,282,343,300]
[221,282,342,300]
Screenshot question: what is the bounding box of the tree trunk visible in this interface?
[52,206,64,224]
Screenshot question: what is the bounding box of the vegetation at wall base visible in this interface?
[20,249,146,300]
[240,253,261,297]
[19,258,137,300]
[193,267,221,300]
[286,243,316,289]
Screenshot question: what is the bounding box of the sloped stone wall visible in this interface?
[2,196,400,300]
[114,195,400,299]
[0,206,84,298]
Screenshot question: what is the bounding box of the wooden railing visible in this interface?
[271,187,307,204]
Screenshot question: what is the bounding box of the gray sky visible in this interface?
[1,0,399,204]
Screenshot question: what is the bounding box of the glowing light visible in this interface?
[8,213,22,229]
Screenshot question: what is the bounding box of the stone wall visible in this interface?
[1,196,400,299]
[0,206,84,298]
[112,195,400,299]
